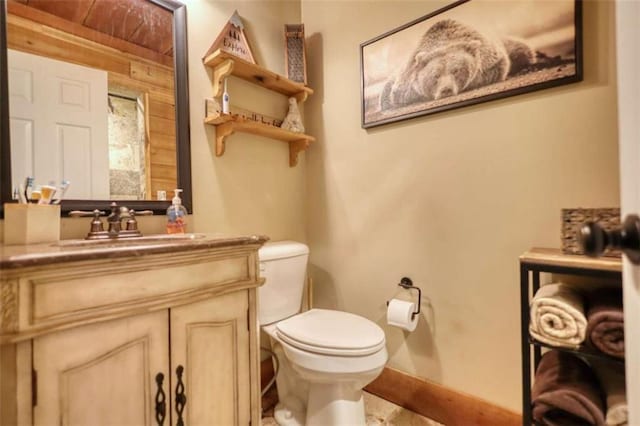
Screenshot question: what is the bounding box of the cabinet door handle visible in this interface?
[175,365,187,426]
[580,214,640,264]
[155,373,167,426]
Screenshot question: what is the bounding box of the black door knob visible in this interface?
[579,214,640,264]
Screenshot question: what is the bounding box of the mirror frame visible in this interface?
[0,0,192,218]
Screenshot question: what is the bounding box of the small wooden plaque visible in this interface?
[205,99,283,128]
[203,11,256,64]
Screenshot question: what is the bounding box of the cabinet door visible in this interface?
[170,291,250,426]
[33,310,169,426]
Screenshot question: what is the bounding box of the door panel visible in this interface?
[8,49,109,199]
[615,0,640,422]
[8,118,34,182]
[170,291,250,426]
[33,310,169,426]
[57,124,93,191]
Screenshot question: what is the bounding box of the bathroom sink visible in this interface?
[54,233,207,248]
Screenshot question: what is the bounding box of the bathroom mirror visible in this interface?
[0,0,191,217]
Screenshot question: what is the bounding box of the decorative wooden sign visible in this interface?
[284,24,307,85]
[205,98,283,128]
[204,10,256,64]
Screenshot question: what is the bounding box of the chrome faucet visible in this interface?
[69,202,153,240]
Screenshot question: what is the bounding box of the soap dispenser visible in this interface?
[166,189,187,234]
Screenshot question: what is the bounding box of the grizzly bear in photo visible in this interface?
[379,19,535,110]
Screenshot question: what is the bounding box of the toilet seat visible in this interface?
[280,336,388,377]
[275,309,385,356]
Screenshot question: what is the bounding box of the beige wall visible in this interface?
[0,0,620,415]
[302,0,619,412]
[186,0,307,241]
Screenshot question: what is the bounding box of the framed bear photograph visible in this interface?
[360,0,582,128]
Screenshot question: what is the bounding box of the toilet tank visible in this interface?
[258,241,309,325]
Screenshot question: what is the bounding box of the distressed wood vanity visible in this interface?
[0,234,267,425]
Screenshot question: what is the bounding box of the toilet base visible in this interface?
[274,402,305,426]
[306,383,365,426]
[263,318,386,426]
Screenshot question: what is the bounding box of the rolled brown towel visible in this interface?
[532,350,606,426]
[586,288,624,359]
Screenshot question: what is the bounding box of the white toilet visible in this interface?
[259,241,388,426]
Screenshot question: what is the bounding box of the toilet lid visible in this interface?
[275,309,386,356]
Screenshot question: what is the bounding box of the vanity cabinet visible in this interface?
[170,292,251,425]
[33,310,170,425]
[0,235,267,426]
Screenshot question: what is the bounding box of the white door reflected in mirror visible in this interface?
[8,49,149,201]
[9,49,110,200]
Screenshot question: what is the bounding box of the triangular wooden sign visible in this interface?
[203,10,256,64]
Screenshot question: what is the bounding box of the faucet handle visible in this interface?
[125,209,154,232]
[69,209,106,236]
[69,209,105,218]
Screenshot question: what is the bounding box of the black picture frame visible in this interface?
[360,0,583,128]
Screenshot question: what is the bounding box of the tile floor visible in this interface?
[261,391,444,426]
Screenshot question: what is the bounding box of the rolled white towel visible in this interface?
[529,283,587,349]
[606,397,628,426]
[593,363,628,426]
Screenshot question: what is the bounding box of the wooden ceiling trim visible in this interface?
[25,0,96,24]
[84,0,150,42]
[7,15,131,75]
[7,0,173,67]
[127,1,173,54]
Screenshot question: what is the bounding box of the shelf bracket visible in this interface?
[212,59,235,97]
[289,139,310,167]
[294,91,308,104]
[216,122,235,156]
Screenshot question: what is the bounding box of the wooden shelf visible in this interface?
[202,49,315,167]
[519,248,622,273]
[203,49,314,103]
[519,248,623,426]
[204,113,315,167]
[529,338,624,365]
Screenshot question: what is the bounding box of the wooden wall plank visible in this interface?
[150,147,177,167]
[130,61,174,91]
[149,134,177,151]
[149,117,176,137]
[365,367,521,426]
[152,164,177,182]
[149,99,176,121]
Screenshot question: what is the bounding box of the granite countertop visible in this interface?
[0,233,269,269]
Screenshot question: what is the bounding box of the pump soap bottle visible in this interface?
[166,189,187,234]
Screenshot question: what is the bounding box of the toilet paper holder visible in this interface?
[387,277,421,319]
